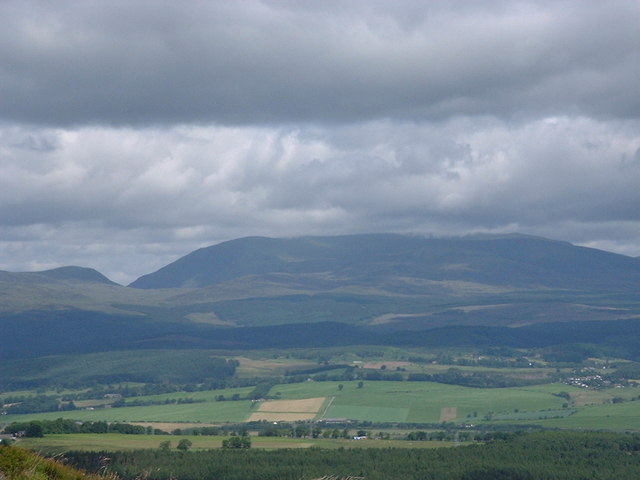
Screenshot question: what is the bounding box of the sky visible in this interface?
[1,0,639,285]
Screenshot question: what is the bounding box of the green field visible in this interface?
[15,433,458,452]
[1,400,253,424]
[4,380,626,428]
[505,399,640,430]
[114,386,255,404]
[269,380,570,423]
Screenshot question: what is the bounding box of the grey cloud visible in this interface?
[1,117,639,283]
[1,1,640,283]
[0,0,638,127]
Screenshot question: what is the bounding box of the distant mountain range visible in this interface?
[130,233,640,292]
[2,233,640,359]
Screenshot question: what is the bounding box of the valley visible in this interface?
[3,234,640,478]
[3,344,640,442]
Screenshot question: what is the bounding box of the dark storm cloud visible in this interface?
[1,1,639,283]
[0,0,638,126]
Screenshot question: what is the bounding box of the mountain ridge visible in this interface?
[2,233,640,361]
[128,233,640,293]
[0,266,118,285]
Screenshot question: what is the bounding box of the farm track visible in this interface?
[318,396,336,420]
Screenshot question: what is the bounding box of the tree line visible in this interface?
[3,419,157,437]
[64,431,640,480]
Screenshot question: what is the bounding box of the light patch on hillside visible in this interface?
[440,263,474,271]
[234,357,317,377]
[454,304,510,313]
[185,312,236,326]
[369,313,431,326]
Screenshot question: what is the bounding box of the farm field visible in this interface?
[6,380,638,430]
[271,380,570,423]
[248,397,326,421]
[501,398,640,430]
[233,356,318,377]
[1,399,254,424]
[112,386,255,404]
[15,433,459,452]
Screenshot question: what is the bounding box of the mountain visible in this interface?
[0,265,170,315]
[35,266,119,285]
[0,266,117,285]
[2,233,640,360]
[130,233,640,293]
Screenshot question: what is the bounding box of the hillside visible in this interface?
[0,445,105,480]
[130,234,640,293]
[125,234,640,331]
[2,233,640,360]
[0,268,170,314]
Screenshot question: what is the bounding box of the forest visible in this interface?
[61,431,640,480]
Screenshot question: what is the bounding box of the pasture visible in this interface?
[306,381,569,423]
[3,380,640,432]
[510,399,640,431]
[2,380,569,425]
[1,400,254,424]
[15,433,458,452]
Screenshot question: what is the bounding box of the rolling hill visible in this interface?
[2,233,640,360]
[129,233,640,292]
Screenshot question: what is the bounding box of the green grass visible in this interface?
[0,349,239,386]
[491,409,577,421]
[306,381,567,423]
[16,433,459,452]
[4,381,640,432]
[119,386,254,404]
[2,400,253,424]
[0,444,105,480]
[518,399,640,430]
[328,405,410,423]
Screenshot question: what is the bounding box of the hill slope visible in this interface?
[0,445,107,480]
[0,266,117,286]
[37,266,119,285]
[130,233,640,293]
[2,233,640,361]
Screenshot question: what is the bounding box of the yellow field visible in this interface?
[249,412,318,421]
[248,397,326,421]
[234,356,316,377]
[130,422,218,431]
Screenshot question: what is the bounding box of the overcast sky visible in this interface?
[1,0,639,284]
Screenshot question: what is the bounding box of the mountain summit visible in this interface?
[129,233,640,293]
[3,233,640,359]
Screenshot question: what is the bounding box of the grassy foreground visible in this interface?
[0,445,106,480]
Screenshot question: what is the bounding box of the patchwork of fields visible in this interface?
[4,380,640,431]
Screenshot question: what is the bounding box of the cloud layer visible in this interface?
[1,1,639,283]
[2,0,639,125]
